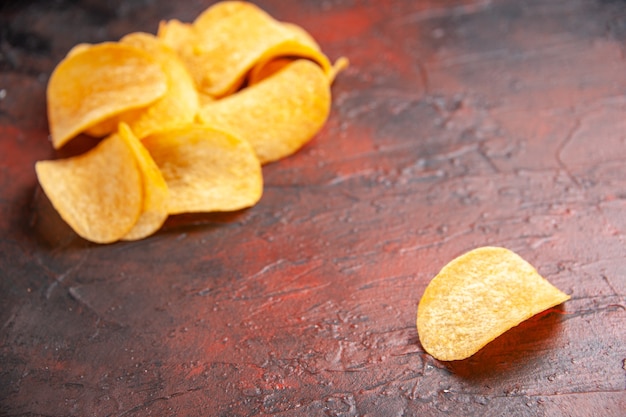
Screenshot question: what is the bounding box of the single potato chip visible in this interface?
[197,59,331,164]
[417,246,570,361]
[65,43,92,58]
[156,19,196,62]
[246,19,334,81]
[249,56,349,86]
[142,126,263,214]
[35,133,143,244]
[86,33,199,139]
[47,42,168,149]
[247,57,295,85]
[161,1,331,97]
[117,123,169,241]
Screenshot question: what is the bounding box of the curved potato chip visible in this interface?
[65,43,92,58]
[246,21,334,83]
[47,42,168,149]
[281,22,321,49]
[118,123,169,241]
[156,18,196,57]
[247,38,331,83]
[197,59,331,164]
[86,33,199,139]
[417,246,570,361]
[142,126,263,214]
[35,134,143,243]
[249,56,349,86]
[162,1,331,97]
[247,57,295,85]
[157,18,193,43]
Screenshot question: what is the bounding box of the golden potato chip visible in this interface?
[160,1,331,97]
[117,123,169,241]
[65,43,92,58]
[249,56,349,86]
[197,59,331,164]
[86,33,199,139]
[47,42,168,149]
[142,126,263,214]
[156,19,196,61]
[35,133,143,243]
[247,57,295,85]
[281,22,321,49]
[246,20,334,82]
[417,246,570,361]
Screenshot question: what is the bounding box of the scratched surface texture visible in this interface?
[1,0,626,416]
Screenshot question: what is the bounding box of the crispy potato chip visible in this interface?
[35,133,143,243]
[281,22,321,49]
[157,18,193,44]
[86,33,199,139]
[160,1,331,97]
[197,59,331,164]
[417,246,570,361]
[117,123,169,241]
[142,126,263,214]
[245,21,336,83]
[47,42,168,149]
[66,43,92,58]
[247,57,295,85]
[249,56,349,86]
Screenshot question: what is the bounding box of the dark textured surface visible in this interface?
[1,0,626,416]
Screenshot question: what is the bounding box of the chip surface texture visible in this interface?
[417,246,570,361]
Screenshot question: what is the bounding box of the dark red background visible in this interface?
[1,0,625,416]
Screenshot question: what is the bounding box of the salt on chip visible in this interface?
[417,246,570,361]
[35,133,143,244]
[86,33,199,140]
[47,42,168,149]
[117,123,169,241]
[142,126,263,214]
[161,0,332,97]
[197,59,331,164]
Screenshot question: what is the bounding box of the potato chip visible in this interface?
[117,123,169,241]
[247,57,295,85]
[160,1,332,97]
[35,133,143,243]
[197,59,331,164]
[47,42,168,149]
[86,33,199,139]
[417,246,570,361]
[247,20,336,81]
[249,56,349,86]
[142,126,263,214]
[66,43,92,58]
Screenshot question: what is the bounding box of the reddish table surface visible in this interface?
[1,1,625,416]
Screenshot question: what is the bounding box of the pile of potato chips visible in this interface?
[417,247,570,361]
[36,1,347,243]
